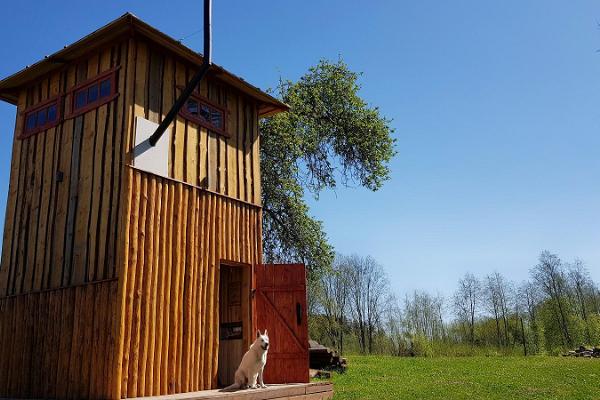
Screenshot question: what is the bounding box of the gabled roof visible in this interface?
[0,13,288,117]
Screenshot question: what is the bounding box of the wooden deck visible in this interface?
[129,382,333,400]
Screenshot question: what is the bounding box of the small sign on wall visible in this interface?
[220,322,243,341]
[133,117,169,178]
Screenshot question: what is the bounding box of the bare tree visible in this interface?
[347,255,389,353]
[403,290,446,341]
[566,258,596,343]
[531,251,573,347]
[591,283,600,316]
[497,274,514,346]
[315,254,351,354]
[512,285,528,355]
[521,281,540,323]
[453,273,481,346]
[484,273,504,346]
[519,280,544,353]
[385,295,406,356]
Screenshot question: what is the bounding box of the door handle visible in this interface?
[296,302,302,325]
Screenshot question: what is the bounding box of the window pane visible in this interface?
[187,99,199,115]
[75,90,87,109]
[100,79,111,98]
[199,104,211,121]
[37,109,47,126]
[210,109,223,128]
[26,113,37,131]
[88,84,99,103]
[47,104,57,122]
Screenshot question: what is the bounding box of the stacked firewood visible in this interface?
[309,340,348,372]
[563,346,600,358]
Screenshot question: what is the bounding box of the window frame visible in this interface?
[178,88,228,137]
[19,96,62,139]
[66,66,120,119]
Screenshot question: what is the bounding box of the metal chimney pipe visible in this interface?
[203,0,212,64]
[148,0,212,146]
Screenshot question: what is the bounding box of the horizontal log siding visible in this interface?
[0,280,118,399]
[130,40,261,207]
[0,38,131,297]
[116,168,261,398]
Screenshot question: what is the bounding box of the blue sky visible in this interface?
[0,1,599,299]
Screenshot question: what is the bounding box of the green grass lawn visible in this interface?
[331,355,599,400]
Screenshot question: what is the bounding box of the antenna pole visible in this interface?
[148,0,212,146]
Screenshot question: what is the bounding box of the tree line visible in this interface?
[309,251,600,356]
[255,60,599,357]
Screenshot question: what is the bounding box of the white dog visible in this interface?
[222,330,269,391]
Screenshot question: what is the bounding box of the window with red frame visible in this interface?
[181,95,226,135]
[70,69,117,117]
[21,98,60,138]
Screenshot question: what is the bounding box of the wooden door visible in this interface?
[254,263,309,384]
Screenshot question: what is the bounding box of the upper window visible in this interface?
[21,98,60,138]
[180,93,227,136]
[72,77,113,113]
[68,67,118,118]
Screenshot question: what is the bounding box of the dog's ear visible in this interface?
[264,329,268,337]
[256,329,261,338]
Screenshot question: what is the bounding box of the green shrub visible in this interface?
[410,334,434,357]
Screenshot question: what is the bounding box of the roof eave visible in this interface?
[129,18,289,116]
[0,13,289,116]
[0,13,132,96]
[0,92,18,106]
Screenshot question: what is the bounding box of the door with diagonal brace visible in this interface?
[254,263,309,383]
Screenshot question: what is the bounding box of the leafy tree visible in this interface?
[260,59,396,277]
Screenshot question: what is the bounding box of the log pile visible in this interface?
[309,340,348,372]
[563,346,600,358]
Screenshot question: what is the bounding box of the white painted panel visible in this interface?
[133,117,169,178]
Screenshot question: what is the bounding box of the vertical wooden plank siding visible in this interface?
[117,168,261,397]
[0,35,266,400]
[0,39,131,400]
[112,39,264,397]
[126,42,262,205]
[0,280,118,399]
[111,36,138,400]
[0,40,129,295]
[0,90,26,295]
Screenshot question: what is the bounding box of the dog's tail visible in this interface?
[220,382,241,392]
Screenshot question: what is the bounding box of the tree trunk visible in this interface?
[339,323,344,356]
[520,317,527,356]
[493,309,501,347]
[555,297,572,347]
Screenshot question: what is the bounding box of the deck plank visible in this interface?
[128,382,333,400]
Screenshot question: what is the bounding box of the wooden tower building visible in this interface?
[0,14,312,399]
